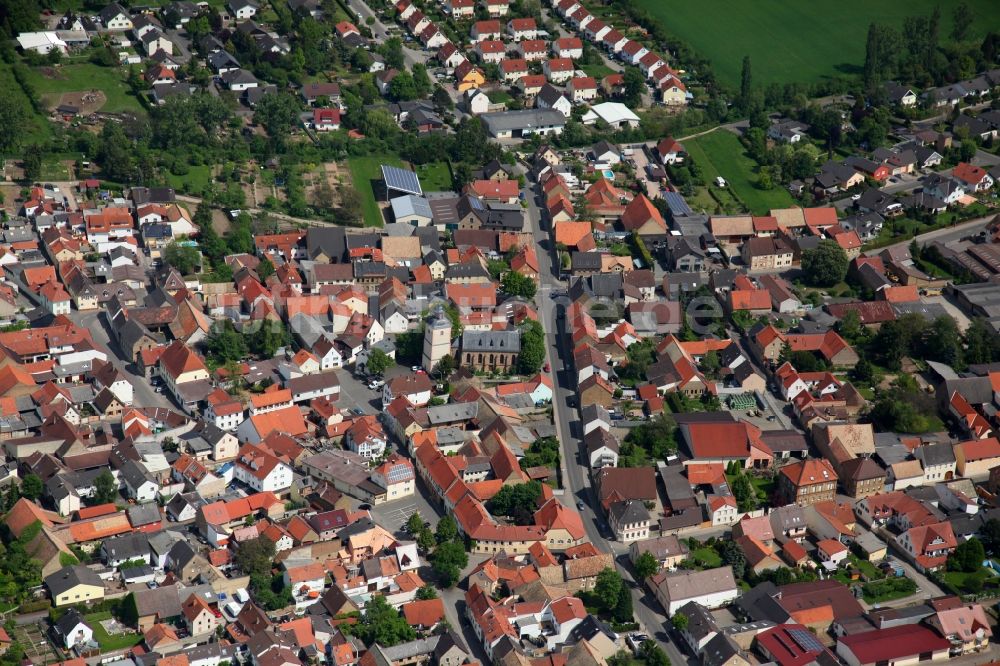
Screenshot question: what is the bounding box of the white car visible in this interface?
[715,176,727,187]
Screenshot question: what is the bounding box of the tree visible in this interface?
[488,482,543,525]
[206,320,248,364]
[406,512,424,536]
[20,474,42,500]
[253,92,301,140]
[366,348,393,376]
[516,320,546,375]
[416,585,438,600]
[257,258,275,279]
[350,594,416,646]
[431,540,468,588]
[640,641,670,666]
[718,540,747,579]
[164,241,201,275]
[432,86,454,112]
[247,319,289,359]
[951,3,973,42]
[739,55,752,107]
[801,240,849,287]
[435,515,459,544]
[388,71,418,102]
[731,473,758,512]
[948,537,984,572]
[613,583,633,622]
[235,537,276,577]
[94,469,118,504]
[21,148,41,184]
[836,309,864,343]
[434,354,455,380]
[634,551,660,581]
[594,568,623,611]
[959,139,978,162]
[672,612,689,631]
[417,526,436,552]
[623,67,645,107]
[501,270,537,299]
[981,519,1000,555]
[0,95,27,158]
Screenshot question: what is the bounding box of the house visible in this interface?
[656,137,684,165]
[536,84,573,118]
[382,373,432,408]
[584,429,619,469]
[517,39,548,61]
[454,61,486,92]
[768,119,809,143]
[777,459,837,507]
[925,603,992,654]
[954,437,1000,480]
[885,81,917,107]
[53,609,92,650]
[234,443,293,493]
[543,58,575,84]
[649,567,739,615]
[836,625,949,666]
[45,566,105,607]
[481,109,566,138]
[181,593,219,637]
[568,76,598,103]
[952,162,994,192]
[629,535,689,571]
[310,108,341,132]
[229,0,258,19]
[506,17,537,41]
[553,37,583,59]
[742,237,794,270]
[620,194,667,236]
[608,500,649,543]
[923,173,965,204]
[816,539,848,567]
[99,3,133,30]
[895,521,956,573]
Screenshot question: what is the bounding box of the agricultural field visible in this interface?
[347,155,405,227]
[23,63,144,114]
[633,0,1000,87]
[684,130,795,215]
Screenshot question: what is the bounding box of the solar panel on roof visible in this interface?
[788,628,824,653]
[381,165,423,196]
[387,463,411,482]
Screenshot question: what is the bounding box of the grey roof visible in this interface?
[584,428,619,456]
[127,502,162,526]
[916,442,956,467]
[702,633,744,666]
[45,565,103,597]
[608,499,649,525]
[390,195,433,222]
[460,329,520,353]
[481,109,567,134]
[55,608,89,638]
[678,601,718,642]
[131,583,184,619]
[120,459,155,490]
[572,251,602,271]
[581,403,611,425]
[102,532,152,562]
[537,83,569,107]
[426,401,478,425]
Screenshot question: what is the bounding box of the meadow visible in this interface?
[632,0,1000,87]
[684,130,795,215]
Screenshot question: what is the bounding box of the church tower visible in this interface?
[422,306,451,372]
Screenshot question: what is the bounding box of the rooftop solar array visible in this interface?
[788,628,824,653]
[381,164,423,196]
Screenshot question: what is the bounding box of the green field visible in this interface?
[347,156,404,227]
[684,130,795,215]
[165,165,214,194]
[85,612,143,651]
[634,0,1000,87]
[414,162,453,191]
[23,63,144,114]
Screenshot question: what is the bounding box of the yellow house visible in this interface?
[455,61,486,92]
[954,437,1000,481]
[46,566,105,607]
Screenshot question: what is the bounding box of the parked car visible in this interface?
[627,634,649,655]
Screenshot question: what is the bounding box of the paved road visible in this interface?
[67,310,174,411]
[522,171,693,666]
[347,0,424,68]
[866,214,995,257]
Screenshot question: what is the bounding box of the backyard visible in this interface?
[23,63,144,115]
[684,130,795,215]
[165,165,214,195]
[414,162,453,192]
[346,155,405,227]
[631,0,1000,88]
[84,612,144,652]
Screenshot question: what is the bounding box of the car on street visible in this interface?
[350,407,365,416]
[543,362,551,372]
[576,501,585,511]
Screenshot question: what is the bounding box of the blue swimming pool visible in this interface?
[602,169,615,180]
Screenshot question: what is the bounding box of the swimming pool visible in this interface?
[602,169,615,180]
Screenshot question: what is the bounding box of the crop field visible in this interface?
[633,0,1000,87]
[684,130,795,215]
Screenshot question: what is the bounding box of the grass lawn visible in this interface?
[84,612,143,652]
[23,63,144,114]
[725,473,775,502]
[685,131,795,215]
[414,161,453,192]
[580,63,615,79]
[861,576,917,603]
[487,90,513,104]
[687,546,722,569]
[347,155,404,227]
[942,568,998,595]
[631,0,1000,88]
[165,165,214,194]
